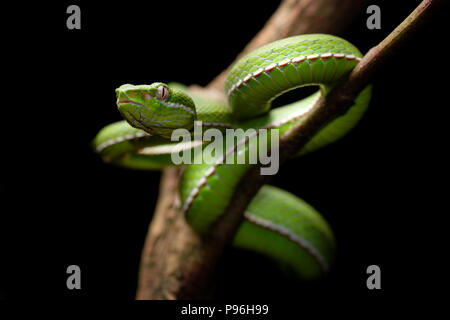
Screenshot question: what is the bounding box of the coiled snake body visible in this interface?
[94,34,371,278]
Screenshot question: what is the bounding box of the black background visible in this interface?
[0,0,446,310]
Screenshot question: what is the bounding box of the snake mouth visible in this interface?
[117,99,151,112]
[117,99,135,105]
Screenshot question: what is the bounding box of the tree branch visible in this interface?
[136,0,439,300]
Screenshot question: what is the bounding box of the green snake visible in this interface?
[93,34,371,279]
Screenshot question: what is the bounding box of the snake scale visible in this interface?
[93,34,371,278]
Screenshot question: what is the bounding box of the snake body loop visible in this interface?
[93,34,371,278]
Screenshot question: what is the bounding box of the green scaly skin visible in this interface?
[93,34,371,278]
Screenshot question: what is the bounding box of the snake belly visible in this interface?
[93,34,371,279]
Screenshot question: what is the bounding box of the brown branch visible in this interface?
[136,0,438,300]
[136,167,183,299]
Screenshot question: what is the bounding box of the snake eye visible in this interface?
[156,86,169,100]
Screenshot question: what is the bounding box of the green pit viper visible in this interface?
[93,34,371,279]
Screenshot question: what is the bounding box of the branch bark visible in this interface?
[136,0,439,300]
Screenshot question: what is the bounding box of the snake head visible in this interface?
[116,83,196,138]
